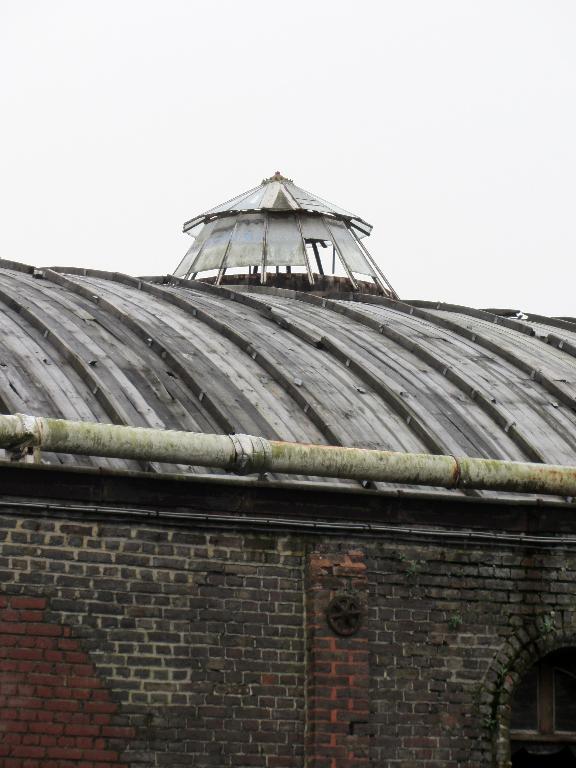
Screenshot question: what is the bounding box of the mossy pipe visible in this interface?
[1,413,576,496]
[0,414,240,469]
[268,442,457,486]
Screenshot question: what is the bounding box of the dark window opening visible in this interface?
[556,669,576,732]
[304,240,341,277]
[511,649,576,767]
[511,667,538,731]
[513,747,576,767]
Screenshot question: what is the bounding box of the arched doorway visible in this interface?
[510,649,576,766]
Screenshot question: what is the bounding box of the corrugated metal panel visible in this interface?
[300,215,332,242]
[325,219,375,275]
[285,182,357,218]
[191,217,236,273]
[204,185,265,216]
[225,213,266,268]
[174,219,218,277]
[266,215,307,266]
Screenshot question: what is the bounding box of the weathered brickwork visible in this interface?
[0,593,135,767]
[368,543,576,768]
[0,516,306,767]
[1,511,576,768]
[306,548,369,768]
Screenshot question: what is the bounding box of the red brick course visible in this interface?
[306,549,370,768]
[0,595,134,766]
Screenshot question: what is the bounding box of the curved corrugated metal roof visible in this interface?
[1,258,576,494]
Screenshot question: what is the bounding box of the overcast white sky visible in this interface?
[1,1,574,315]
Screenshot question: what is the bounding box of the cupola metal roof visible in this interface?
[182,172,373,235]
[175,173,397,297]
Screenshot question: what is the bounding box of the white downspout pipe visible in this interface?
[1,413,576,497]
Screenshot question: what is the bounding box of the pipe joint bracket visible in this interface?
[4,414,42,463]
[229,433,272,475]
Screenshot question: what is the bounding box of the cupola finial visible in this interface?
[262,171,292,184]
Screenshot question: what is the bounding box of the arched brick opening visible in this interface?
[482,616,576,768]
[0,594,134,766]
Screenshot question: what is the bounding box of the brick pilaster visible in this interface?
[305,548,370,768]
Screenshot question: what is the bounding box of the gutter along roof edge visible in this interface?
[4,462,576,545]
[0,457,574,510]
[5,496,576,548]
[0,459,576,509]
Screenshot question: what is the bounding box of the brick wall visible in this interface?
[1,512,576,767]
[0,594,134,767]
[368,542,576,768]
[0,517,306,767]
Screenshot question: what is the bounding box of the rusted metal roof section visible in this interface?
[176,173,398,298]
[2,259,576,497]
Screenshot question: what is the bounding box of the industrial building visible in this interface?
[1,175,576,767]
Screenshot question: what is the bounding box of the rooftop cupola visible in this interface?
[174,173,398,297]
